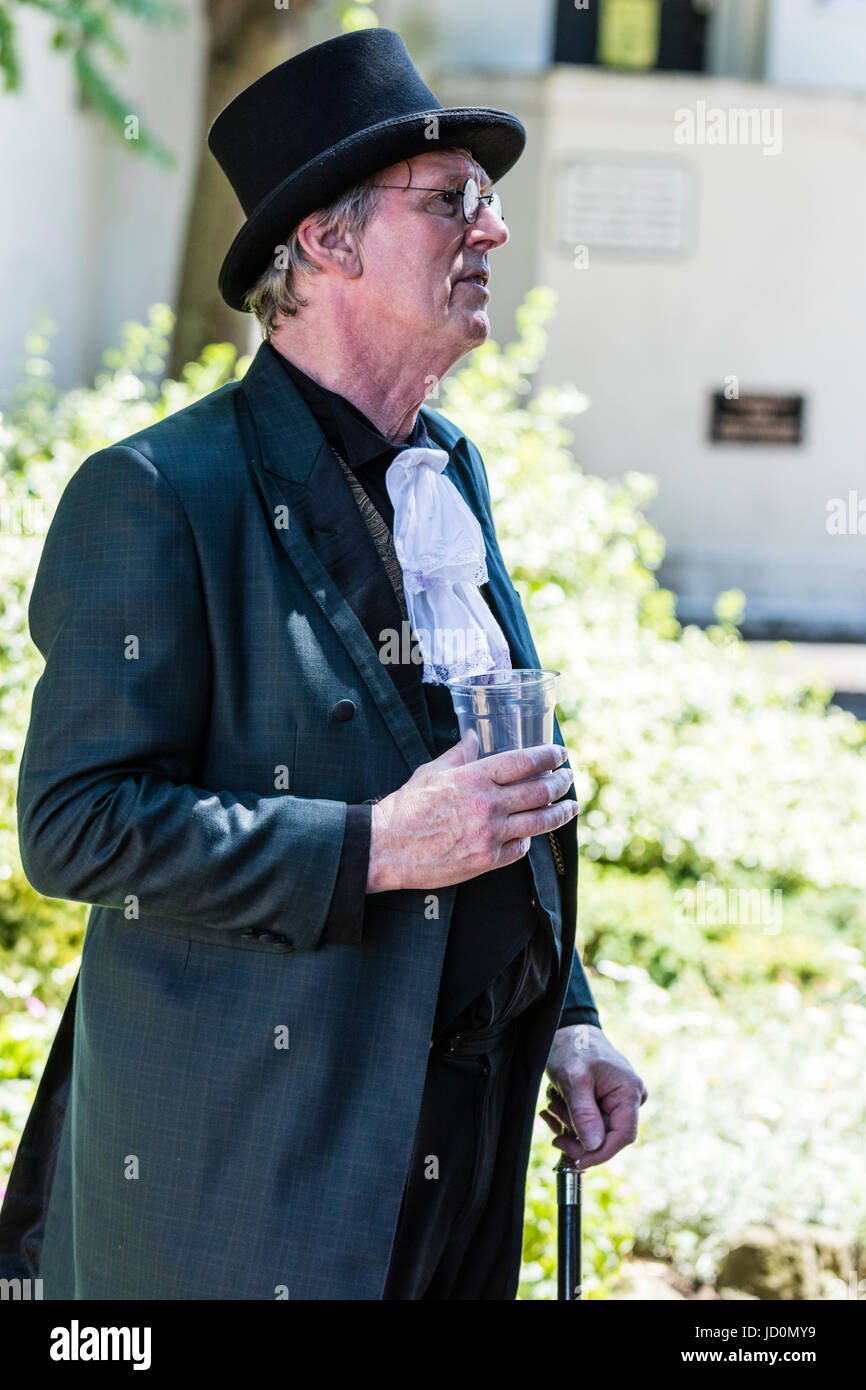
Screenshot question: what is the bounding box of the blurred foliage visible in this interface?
[519,857,866,1299]
[586,958,865,1293]
[521,945,866,1299]
[1,294,863,1298]
[336,0,378,31]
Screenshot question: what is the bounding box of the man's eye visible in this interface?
[434,191,460,210]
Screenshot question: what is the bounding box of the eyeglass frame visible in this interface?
[373,175,503,225]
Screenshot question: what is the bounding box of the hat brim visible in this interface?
[216,107,526,312]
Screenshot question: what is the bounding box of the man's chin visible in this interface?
[456,308,491,346]
[432,308,491,370]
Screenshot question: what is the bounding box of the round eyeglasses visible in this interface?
[375,175,503,225]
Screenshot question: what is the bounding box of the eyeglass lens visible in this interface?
[463,177,479,221]
[462,177,503,223]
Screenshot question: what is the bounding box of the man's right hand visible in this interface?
[365,739,578,893]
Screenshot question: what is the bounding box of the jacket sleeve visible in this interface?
[320,803,371,943]
[558,947,602,1031]
[16,444,348,952]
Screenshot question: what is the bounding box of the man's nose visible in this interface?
[467,203,509,249]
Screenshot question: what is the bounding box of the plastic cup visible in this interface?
[445,668,560,762]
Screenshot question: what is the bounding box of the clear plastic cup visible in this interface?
[445,668,560,761]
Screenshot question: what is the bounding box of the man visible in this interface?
[0,28,645,1300]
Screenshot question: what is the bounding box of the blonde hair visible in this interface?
[243,147,477,338]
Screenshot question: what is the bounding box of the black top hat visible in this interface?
[207,28,526,312]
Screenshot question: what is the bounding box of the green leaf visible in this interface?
[73,46,176,167]
[0,3,20,89]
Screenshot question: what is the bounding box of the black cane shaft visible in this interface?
[555,1160,582,1301]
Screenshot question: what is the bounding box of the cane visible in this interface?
[554,1155,582,1300]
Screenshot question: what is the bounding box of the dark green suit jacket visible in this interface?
[0,340,597,1299]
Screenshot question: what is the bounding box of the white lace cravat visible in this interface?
[385,445,512,685]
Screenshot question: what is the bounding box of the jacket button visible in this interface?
[331,699,356,722]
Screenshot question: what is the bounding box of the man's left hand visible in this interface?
[541,1025,648,1171]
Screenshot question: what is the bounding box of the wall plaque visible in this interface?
[556,155,695,258]
[710,393,804,445]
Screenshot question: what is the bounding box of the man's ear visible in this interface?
[296,215,363,279]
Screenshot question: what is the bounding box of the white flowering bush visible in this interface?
[608,960,865,1281]
[521,954,866,1299]
[518,853,866,1299]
